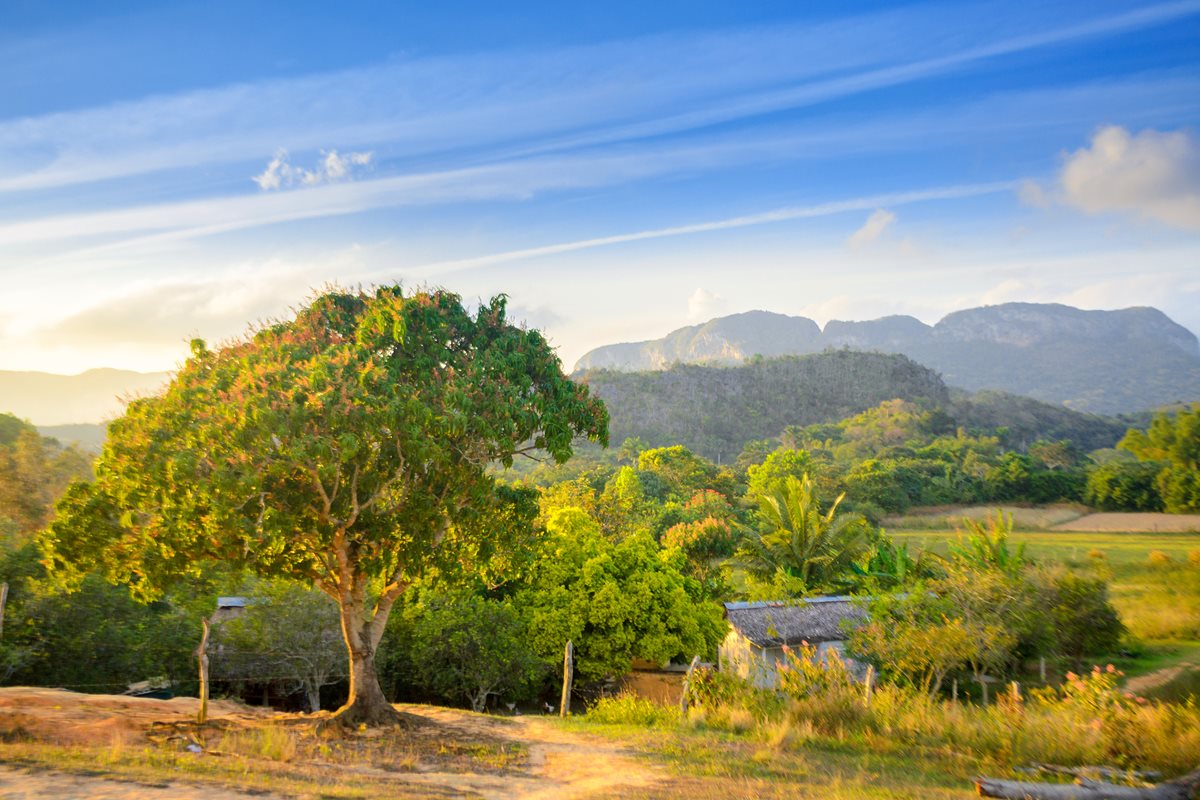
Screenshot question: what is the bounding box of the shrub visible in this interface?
[1148,551,1173,567]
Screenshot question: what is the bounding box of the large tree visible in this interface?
[41,287,607,725]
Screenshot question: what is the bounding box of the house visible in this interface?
[719,597,867,688]
[211,596,248,623]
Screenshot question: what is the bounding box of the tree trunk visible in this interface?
[306,683,321,713]
[330,595,402,727]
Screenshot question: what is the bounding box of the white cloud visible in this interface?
[1059,126,1200,230]
[252,148,373,191]
[846,209,896,249]
[687,288,725,321]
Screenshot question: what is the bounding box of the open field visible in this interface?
[889,527,1200,567]
[0,688,995,799]
[884,506,1200,534]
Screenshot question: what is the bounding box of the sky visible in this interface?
[2,0,1199,375]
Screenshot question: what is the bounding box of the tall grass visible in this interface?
[678,647,1200,776]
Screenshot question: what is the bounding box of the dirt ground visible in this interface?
[0,688,662,800]
[1051,512,1200,533]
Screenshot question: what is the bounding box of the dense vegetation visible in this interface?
[0,312,1197,732]
[580,351,949,462]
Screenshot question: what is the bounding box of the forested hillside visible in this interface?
[580,351,949,461]
[575,303,1200,414]
[579,352,1131,462]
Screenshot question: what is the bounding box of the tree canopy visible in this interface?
[42,287,607,725]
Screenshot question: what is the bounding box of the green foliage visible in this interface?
[596,466,654,539]
[842,458,919,513]
[736,474,873,596]
[1045,571,1125,668]
[518,508,724,682]
[211,578,346,711]
[1085,459,1165,511]
[661,490,742,596]
[1120,404,1200,513]
[687,663,1200,776]
[637,445,725,502]
[0,415,92,549]
[850,590,979,694]
[0,544,197,693]
[948,511,1028,577]
[745,448,813,501]
[404,587,543,712]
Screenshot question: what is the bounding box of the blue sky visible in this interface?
[2,0,1199,374]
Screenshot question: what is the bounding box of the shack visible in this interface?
[719,597,867,688]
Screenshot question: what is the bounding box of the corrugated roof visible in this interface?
[723,596,866,648]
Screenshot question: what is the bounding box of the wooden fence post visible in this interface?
[0,582,8,641]
[952,679,958,703]
[560,641,573,718]
[863,665,875,708]
[1010,681,1020,702]
[196,617,211,724]
[1039,656,1047,683]
[680,655,701,716]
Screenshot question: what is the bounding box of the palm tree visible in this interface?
[736,474,873,594]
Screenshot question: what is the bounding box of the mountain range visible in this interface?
[574,303,1200,415]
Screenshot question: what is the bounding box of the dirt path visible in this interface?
[1126,660,1200,695]
[398,706,663,800]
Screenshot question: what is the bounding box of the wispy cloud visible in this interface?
[407,181,1015,275]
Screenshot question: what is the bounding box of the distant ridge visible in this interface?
[581,350,950,461]
[0,368,168,426]
[574,303,1200,415]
